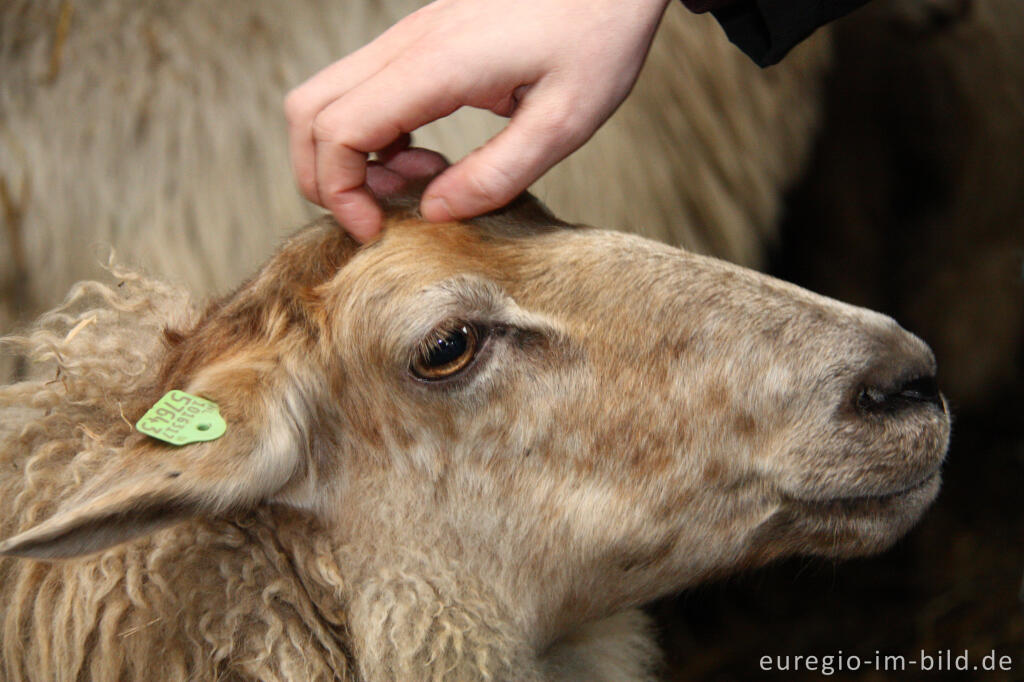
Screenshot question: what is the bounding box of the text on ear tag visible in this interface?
[136,390,227,445]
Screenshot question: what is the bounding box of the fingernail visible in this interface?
[421,195,453,222]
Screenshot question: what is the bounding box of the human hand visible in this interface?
[285,0,671,241]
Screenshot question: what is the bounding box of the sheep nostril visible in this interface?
[856,386,888,412]
[856,374,943,414]
[896,375,941,405]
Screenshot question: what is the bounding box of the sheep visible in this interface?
[0,184,950,680]
[0,0,832,379]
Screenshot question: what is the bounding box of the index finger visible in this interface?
[284,8,434,205]
[308,59,466,236]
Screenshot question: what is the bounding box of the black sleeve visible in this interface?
[706,0,872,66]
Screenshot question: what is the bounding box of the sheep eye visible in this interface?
[411,323,480,381]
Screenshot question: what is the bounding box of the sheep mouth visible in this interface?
[794,470,942,514]
[758,471,941,560]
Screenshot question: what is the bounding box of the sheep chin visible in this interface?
[775,473,942,559]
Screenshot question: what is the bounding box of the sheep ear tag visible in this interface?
[136,390,227,446]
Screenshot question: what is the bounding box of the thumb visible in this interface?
[421,87,594,221]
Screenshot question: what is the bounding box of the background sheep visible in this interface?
[0,0,829,352]
[0,188,949,680]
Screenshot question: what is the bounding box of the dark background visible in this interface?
[657,2,1023,679]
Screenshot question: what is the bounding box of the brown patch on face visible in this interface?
[388,423,416,451]
[701,457,726,484]
[704,381,730,412]
[570,454,597,477]
[668,334,691,360]
[637,433,673,475]
[733,411,758,439]
[624,447,664,477]
[588,408,675,479]
[350,415,385,452]
[433,406,461,446]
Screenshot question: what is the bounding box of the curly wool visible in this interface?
[0,268,356,681]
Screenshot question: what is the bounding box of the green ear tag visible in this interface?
[136,390,227,446]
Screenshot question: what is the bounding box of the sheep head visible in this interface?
[0,188,949,630]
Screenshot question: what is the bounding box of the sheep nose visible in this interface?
[856,374,943,413]
[853,335,945,415]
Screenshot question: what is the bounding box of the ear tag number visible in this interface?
[136,390,227,445]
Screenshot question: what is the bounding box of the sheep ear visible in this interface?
[0,220,351,560]
[0,385,311,560]
[0,471,198,559]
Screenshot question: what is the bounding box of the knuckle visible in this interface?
[320,154,368,196]
[398,3,438,31]
[538,104,579,143]
[327,190,362,212]
[283,88,313,124]
[296,171,319,202]
[310,110,342,144]
[467,160,519,208]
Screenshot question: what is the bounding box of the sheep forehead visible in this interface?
[323,218,881,396]
[336,220,677,316]
[355,218,850,318]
